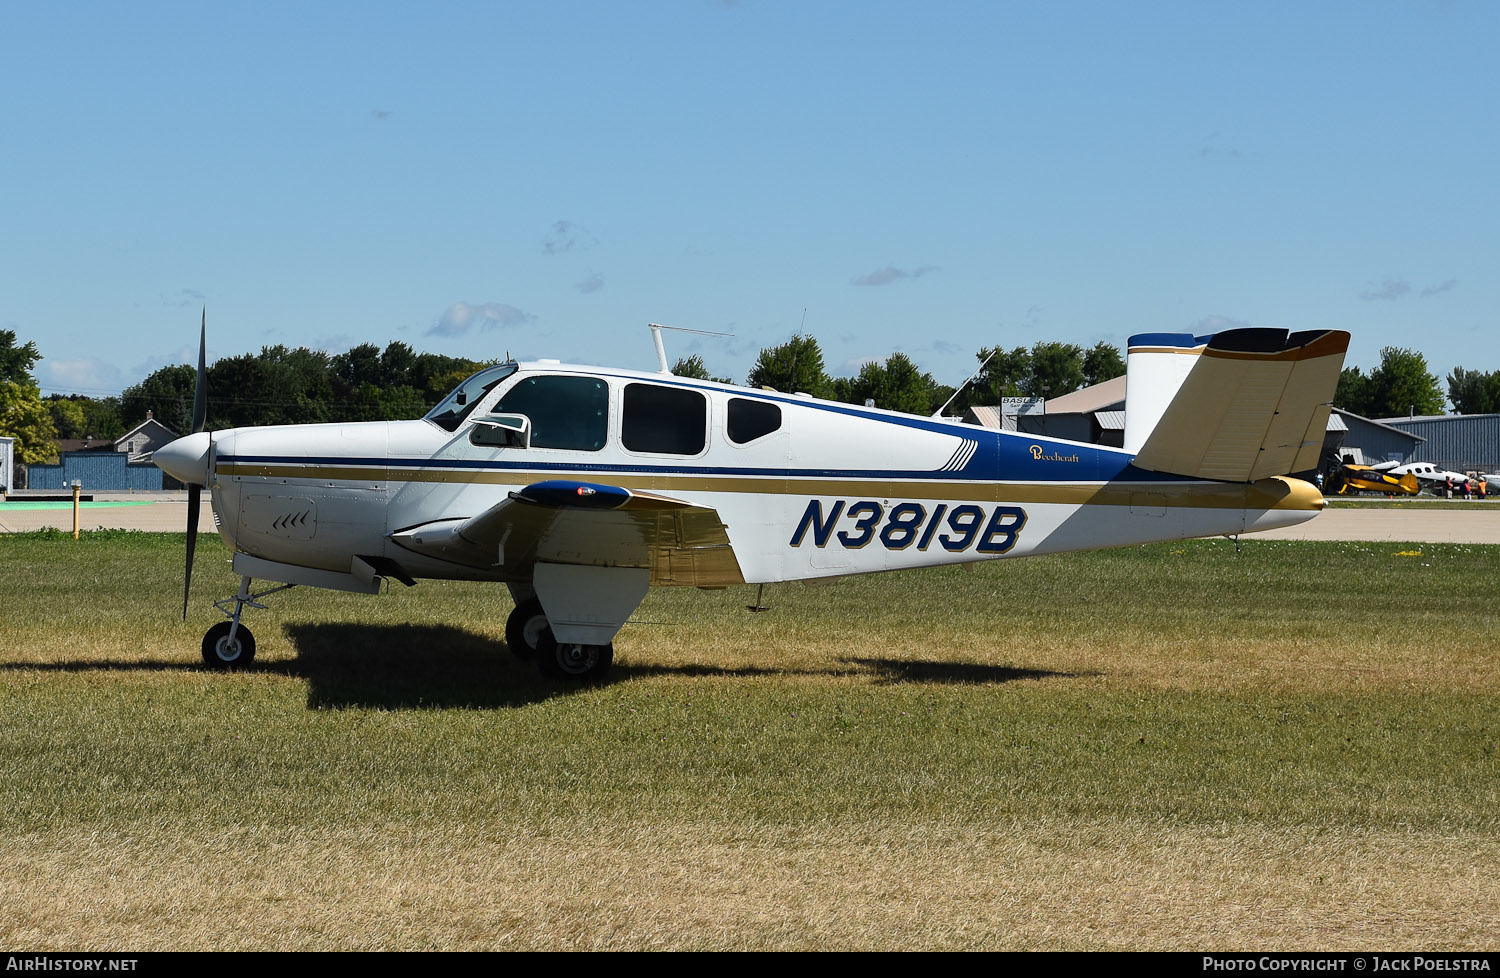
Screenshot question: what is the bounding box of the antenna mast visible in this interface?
[933,349,997,418]
[647,323,732,374]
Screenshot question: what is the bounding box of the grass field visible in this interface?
[1,530,1497,949]
[1326,497,1495,511]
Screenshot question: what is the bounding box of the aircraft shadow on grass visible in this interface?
[1,623,1080,711]
[280,623,1081,708]
[837,657,1084,685]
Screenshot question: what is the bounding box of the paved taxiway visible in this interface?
[0,492,216,534]
[1252,506,1500,544]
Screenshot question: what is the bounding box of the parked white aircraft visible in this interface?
[1370,459,1470,490]
[154,320,1348,681]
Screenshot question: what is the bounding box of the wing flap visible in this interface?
[1132,328,1349,482]
[390,479,744,587]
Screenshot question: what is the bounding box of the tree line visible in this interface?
[712,335,1127,416]
[1334,346,1500,418]
[6,333,1130,466]
[6,326,1497,470]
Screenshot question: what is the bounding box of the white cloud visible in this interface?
[159,288,206,309]
[36,357,125,394]
[426,301,533,337]
[575,271,605,294]
[850,264,938,287]
[1360,278,1411,302]
[543,220,598,255]
[1420,279,1457,298]
[1198,130,1243,160]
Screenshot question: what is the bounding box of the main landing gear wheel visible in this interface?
[202,621,256,669]
[535,627,613,683]
[504,597,548,660]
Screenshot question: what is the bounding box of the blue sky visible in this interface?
[3,1,1495,403]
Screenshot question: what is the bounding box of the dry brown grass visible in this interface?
[2,532,1497,949]
[4,820,1496,950]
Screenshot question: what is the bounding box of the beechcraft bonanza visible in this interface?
[154,318,1349,682]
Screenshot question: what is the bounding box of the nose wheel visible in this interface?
[199,574,295,671]
[202,620,256,668]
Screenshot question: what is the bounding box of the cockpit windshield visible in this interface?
[424,363,519,432]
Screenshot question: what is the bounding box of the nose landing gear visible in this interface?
[200,574,296,670]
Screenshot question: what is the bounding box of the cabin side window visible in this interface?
[726,397,782,445]
[490,375,609,451]
[622,383,707,455]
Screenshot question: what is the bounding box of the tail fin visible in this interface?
[1125,328,1350,482]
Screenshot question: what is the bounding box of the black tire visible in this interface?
[535,627,614,683]
[202,621,256,669]
[505,597,548,660]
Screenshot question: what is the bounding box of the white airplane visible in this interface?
[1370,459,1471,491]
[154,320,1349,682]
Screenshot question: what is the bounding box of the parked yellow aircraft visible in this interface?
[1330,464,1420,496]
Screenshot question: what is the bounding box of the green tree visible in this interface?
[1023,341,1086,398]
[671,355,732,385]
[1,330,42,385]
[0,329,59,464]
[843,353,940,414]
[121,364,197,431]
[346,382,429,422]
[258,345,336,425]
[957,345,1031,412]
[332,343,383,389]
[412,353,491,402]
[46,397,88,439]
[1364,347,1445,418]
[1447,367,1500,415]
[1334,366,1372,415]
[1081,341,1126,387]
[747,335,831,398]
[44,395,124,441]
[379,341,418,388]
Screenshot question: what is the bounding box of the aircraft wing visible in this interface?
[390,479,745,587]
[1131,328,1349,482]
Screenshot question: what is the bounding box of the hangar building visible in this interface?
[1377,414,1500,475]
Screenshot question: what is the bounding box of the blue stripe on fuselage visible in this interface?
[217,448,1196,485]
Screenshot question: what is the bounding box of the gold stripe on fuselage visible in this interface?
[218,463,1321,512]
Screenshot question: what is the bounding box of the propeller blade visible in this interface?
[192,308,208,433]
[184,310,207,620]
[183,484,200,621]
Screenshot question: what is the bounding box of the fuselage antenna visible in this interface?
[933,349,997,418]
[647,323,733,374]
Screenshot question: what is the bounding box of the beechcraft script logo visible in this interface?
[789,499,1027,554]
[1030,444,1080,463]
